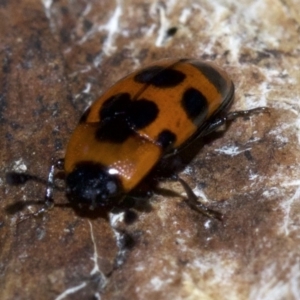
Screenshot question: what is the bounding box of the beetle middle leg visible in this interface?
[176,107,269,220]
[201,107,269,136]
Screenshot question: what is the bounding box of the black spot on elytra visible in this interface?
[96,118,134,143]
[96,93,159,143]
[100,93,131,121]
[157,130,176,149]
[189,61,229,97]
[181,88,208,124]
[127,99,158,129]
[134,66,186,87]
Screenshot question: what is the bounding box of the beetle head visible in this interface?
[65,162,122,209]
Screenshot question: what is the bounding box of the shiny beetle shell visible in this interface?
[64,59,234,207]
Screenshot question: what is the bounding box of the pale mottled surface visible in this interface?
[1,0,300,299]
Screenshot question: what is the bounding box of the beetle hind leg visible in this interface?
[176,176,223,221]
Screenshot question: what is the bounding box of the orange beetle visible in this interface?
[64,59,234,207]
[7,59,266,218]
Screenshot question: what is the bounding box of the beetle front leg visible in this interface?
[35,158,65,214]
[6,158,65,222]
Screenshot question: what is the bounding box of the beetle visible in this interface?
[7,58,267,219]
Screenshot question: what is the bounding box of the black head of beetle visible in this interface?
[65,162,123,209]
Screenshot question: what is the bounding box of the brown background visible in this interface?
[1,0,300,299]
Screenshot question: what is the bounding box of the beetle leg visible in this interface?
[174,175,223,221]
[38,158,65,213]
[201,106,269,136]
[7,159,65,222]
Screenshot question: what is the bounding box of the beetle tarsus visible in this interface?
[226,106,269,121]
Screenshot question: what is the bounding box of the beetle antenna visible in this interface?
[6,172,48,185]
